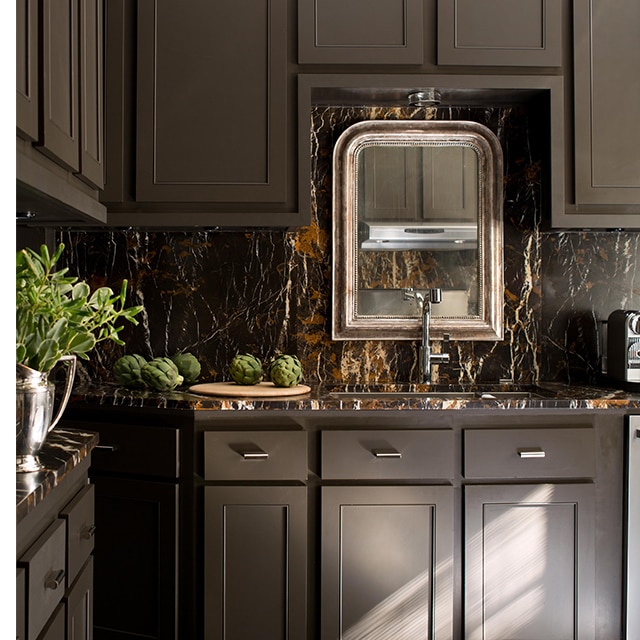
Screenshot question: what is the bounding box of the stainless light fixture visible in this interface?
[408,89,442,107]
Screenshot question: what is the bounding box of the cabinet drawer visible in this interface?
[204,431,307,481]
[19,518,67,640]
[60,484,95,585]
[90,423,179,478]
[321,430,455,480]
[464,428,596,479]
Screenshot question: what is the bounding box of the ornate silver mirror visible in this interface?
[332,120,504,341]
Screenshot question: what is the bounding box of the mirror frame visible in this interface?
[332,120,504,341]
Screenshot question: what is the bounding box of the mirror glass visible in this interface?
[332,120,504,341]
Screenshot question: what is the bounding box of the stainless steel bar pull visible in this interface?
[372,449,402,458]
[517,448,546,458]
[45,569,65,590]
[241,450,269,460]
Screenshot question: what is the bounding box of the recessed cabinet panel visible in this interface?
[60,483,95,585]
[298,0,424,64]
[573,0,640,208]
[437,0,561,67]
[16,0,39,141]
[37,0,80,172]
[465,484,595,640]
[205,486,307,640]
[136,0,288,203]
[321,486,454,640]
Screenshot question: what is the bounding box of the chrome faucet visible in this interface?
[403,288,450,383]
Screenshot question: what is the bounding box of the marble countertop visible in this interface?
[16,428,99,524]
[67,381,640,412]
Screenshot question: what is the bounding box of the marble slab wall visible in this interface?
[57,105,639,387]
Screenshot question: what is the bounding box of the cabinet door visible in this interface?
[437,0,561,66]
[298,0,424,64]
[135,0,288,207]
[204,486,307,640]
[65,557,93,640]
[91,476,178,640]
[37,0,80,172]
[77,0,104,189]
[321,486,454,640]
[573,0,640,210]
[16,0,39,141]
[464,484,595,640]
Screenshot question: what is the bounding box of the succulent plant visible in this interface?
[268,354,303,388]
[171,352,201,384]
[229,353,263,385]
[113,354,148,388]
[141,357,184,391]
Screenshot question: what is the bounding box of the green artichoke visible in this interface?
[113,354,148,388]
[141,357,184,391]
[229,353,263,385]
[171,352,201,384]
[268,354,303,388]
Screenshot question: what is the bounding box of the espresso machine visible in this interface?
[606,310,640,390]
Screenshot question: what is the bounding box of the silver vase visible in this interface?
[16,355,77,473]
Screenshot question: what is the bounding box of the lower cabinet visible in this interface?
[321,486,455,640]
[204,486,308,640]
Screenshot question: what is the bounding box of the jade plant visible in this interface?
[16,243,144,372]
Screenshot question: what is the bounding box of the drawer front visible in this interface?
[321,430,455,480]
[204,431,307,481]
[60,484,95,585]
[464,428,596,479]
[19,518,66,640]
[90,423,179,478]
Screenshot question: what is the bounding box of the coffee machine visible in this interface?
[607,310,640,390]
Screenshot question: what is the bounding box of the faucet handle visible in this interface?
[429,288,443,304]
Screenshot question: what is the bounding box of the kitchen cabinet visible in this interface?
[437,0,561,67]
[203,431,308,640]
[320,430,455,639]
[17,454,96,640]
[16,0,106,225]
[561,0,640,227]
[298,0,424,65]
[86,421,185,640]
[104,0,302,227]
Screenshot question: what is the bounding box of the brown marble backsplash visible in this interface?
[55,105,639,388]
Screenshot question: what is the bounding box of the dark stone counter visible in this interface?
[67,381,640,413]
[16,428,99,524]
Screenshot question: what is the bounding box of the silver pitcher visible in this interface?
[16,355,77,473]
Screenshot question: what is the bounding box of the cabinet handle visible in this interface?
[517,448,546,459]
[45,569,65,590]
[240,450,269,460]
[95,444,118,452]
[81,524,97,539]
[372,449,402,459]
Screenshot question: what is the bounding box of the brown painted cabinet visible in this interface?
[565,0,640,227]
[16,0,106,224]
[202,431,308,640]
[437,0,561,67]
[104,0,302,227]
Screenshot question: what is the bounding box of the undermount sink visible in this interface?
[328,387,544,400]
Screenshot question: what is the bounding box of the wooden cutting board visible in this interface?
[188,381,311,397]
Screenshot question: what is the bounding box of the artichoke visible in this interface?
[229,353,263,385]
[171,352,201,384]
[268,354,303,388]
[141,357,184,391]
[113,354,148,388]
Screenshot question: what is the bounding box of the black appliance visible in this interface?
[606,310,640,390]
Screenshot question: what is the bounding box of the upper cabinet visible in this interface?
[437,0,562,67]
[104,0,303,228]
[16,0,106,225]
[560,0,640,228]
[298,0,424,64]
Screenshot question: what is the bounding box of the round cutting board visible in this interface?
[188,381,311,398]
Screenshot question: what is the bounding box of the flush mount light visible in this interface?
[408,89,442,107]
